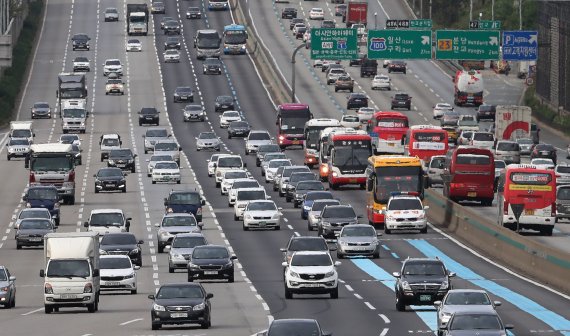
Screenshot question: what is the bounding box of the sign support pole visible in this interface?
[291,44,306,103]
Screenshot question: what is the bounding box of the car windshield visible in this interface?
[283,168,309,178]
[263,154,286,162]
[497,142,519,151]
[291,173,316,183]
[269,160,291,168]
[557,166,570,174]
[389,198,422,210]
[247,202,276,211]
[217,96,233,104]
[430,158,445,169]
[9,139,30,146]
[450,314,501,330]
[188,7,200,12]
[232,181,259,189]
[128,39,140,44]
[34,102,50,109]
[97,169,123,177]
[199,133,217,139]
[223,112,240,118]
[154,162,178,170]
[289,238,327,251]
[90,213,124,226]
[473,133,494,141]
[536,145,554,151]
[296,181,324,191]
[343,116,359,122]
[60,135,79,142]
[205,59,221,66]
[0,270,7,281]
[311,201,340,212]
[341,226,375,237]
[106,60,121,66]
[146,129,168,137]
[305,192,333,201]
[231,121,249,128]
[403,262,445,276]
[154,142,178,151]
[165,50,179,55]
[19,209,50,219]
[172,236,207,248]
[20,220,52,230]
[237,190,265,200]
[169,193,200,204]
[27,188,58,200]
[225,171,248,179]
[323,207,355,218]
[192,247,229,259]
[162,216,197,227]
[151,155,172,162]
[557,187,570,200]
[47,259,90,278]
[157,285,204,299]
[102,138,120,146]
[167,37,180,43]
[458,119,478,126]
[268,321,320,336]
[100,257,131,269]
[291,254,331,266]
[75,57,88,62]
[218,157,242,168]
[107,79,122,85]
[100,234,137,245]
[444,292,491,305]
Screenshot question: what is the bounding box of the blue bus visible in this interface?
[223,24,248,55]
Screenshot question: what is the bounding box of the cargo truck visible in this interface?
[61,99,88,134]
[39,232,100,314]
[453,70,484,107]
[343,1,368,28]
[126,4,149,36]
[494,105,531,141]
[56,73,88,114]
[9,121,34,143]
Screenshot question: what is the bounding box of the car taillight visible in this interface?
[551,203,556,217]
[503,201,509,215]
[69,170,75,182]
[29,172,35,183]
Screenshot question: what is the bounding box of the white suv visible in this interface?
[282,251,340,299]
[233,188,269,220]
[103,59,123,77]
[383,193,428,234]
[245,130,273,155]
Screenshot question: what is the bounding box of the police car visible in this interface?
[382,192,428,234]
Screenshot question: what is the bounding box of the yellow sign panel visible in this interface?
[508,184,552,191]
[437,39,452,51]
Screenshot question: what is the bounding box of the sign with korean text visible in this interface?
[386,19,432,29]
[435,30,500,60]
[502,31,538,61]
[367,30,431,59]
[469,20,501,30]
[310,28,358,60]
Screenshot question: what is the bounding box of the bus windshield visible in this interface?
[225,29,247,44]
[374,166,422,203]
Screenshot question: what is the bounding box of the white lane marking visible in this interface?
[380,327,389,336]
[345,285,354,292]
[119,318,144,326]
[379,314,391,324]
[354,293,363,299]
[364,301,376,310]
[21,307,44,316]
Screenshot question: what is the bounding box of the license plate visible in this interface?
[293,140,300,144]
[467,192,477,197]
[171,313,188,318]
[525,209,535,215]
[105,183,115,187]
[146,117,153,120]
[61,294,77,299]
[105,281,120,286]
[388,143,394,147]
[349,179,357,183]
[259,221,266,226]
[420,294,431,302]
[204,271,218,275]
[117,164,126,167]
[303,284,321,287]
[30,237,42,242]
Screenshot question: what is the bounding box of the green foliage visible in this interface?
[525,86,570,135]
[0,0,44,126]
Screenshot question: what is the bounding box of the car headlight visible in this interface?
[303,205,310,210]
[440,281,449,290]
[167,208,174,213]
[339,241,349,246]
[272,213,280,219]
[108,160,115,165]
[321,221,330,227]
[245,214,253,220]
[188,263,199,269]
[289,271,300,278]
[54,202,60,209]
[325,271,335,277]
[153,303,165,312]
[401,281,411,290]
[193,302,205,311]
[159,230,171,237]
[130,248,140,255]
[172,253,184,259]
[99,249,107,255]
[124,273,135,279]
[441,312,452,324]
[224,261,233,268]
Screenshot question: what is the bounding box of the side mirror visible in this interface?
[493,301,502,307]
[93,269,99,277]
[280,248,286,252]
[266,195,272,199]
[39,269,45,277]
[278,207,283,211]
[206,293,214,299]
[22,195,27,201]
[281,262,288,267]
[9,276,16,281]
[230,255,237,260]
[179,147,182,151]
[198,222,203,228]
[138,240,144,244]
[164,246,171,252]
[424,206,430,210]
[148,294,155,300]
[357,215,363,218]
[334,261,342,266]
[83,222,89,227]
[126,222,131,228]
[243,162,247,167]
[134,265,141,270]
[433,301,442,307]
[392,272,401,278]
[322,332,332,336]
[201,200,206,205]
[505,324,514,330]
[154,223,160,227]
[448,271,456,277]
[93,174,97,177]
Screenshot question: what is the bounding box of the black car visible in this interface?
[139,107,160,126]
[107,148,137,173]
[203,58,222,75]
[164,36,181,50]
[393,257,455,311]
[256,144,282,166]
[163,20,181,35]
[388,60,407,74]
[187,245,237,282]
[265,319,331,336]
[71,33,90,50]
[149,283,213,330]
[292,180,325,208]
[100,233,144,267]
[15,218,55,249]
[349,52,366,66]
[164,190,205,222]
[22,186,61,225]
[295,26,307,39]
[186,7,202,19]
[280,236,330,264]
[227,121,251,138]
[284,172,319,202]
[321,20,336,28]
[173,86,194,102]
[531,143,557,164]
[391,92,412,110]
[317,204,360,238]
[289,18,304,30]
[214,95,235,112]
[94,167,127,193]
[443,310,513,336]
[346,92,368,110]
[476,104,496,122]
[281,7,297,19]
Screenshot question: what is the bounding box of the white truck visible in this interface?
[9,121,34,143]
[61,99,88,134]
[39,232,100,314]
[494,105,532,141]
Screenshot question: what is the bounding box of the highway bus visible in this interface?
[327,129,372,189]
[276,103,313,149]
[365,155,425,227]
[443,146,495,206]
[304,118,341,168]
[497,164,556,236]
[317,127,349,181]
[223,24,247,55]
[367,111,409,155]
[208,0,229,10]
[403,125,449,164]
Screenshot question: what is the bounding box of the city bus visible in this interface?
[318,127,354,181]
[208,0,229,10]
[367,111,409,155]
[304,118,341,168]
[327,129,372,189]
[276,103,313,149]
[223,24,247,55]
[403,125,449,164]
[365,155,425,227]
[443,146,495,206]
[497,164,556,236]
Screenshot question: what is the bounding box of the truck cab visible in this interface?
[61,99,88,134]
[9,121,35,143]
[84,209,132,234]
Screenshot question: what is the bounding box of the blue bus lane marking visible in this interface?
[407,239,570,336]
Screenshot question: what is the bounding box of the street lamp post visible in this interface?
[492,0,495,21]
[519,0,523,30]
[290,43,306,103]
[469,0,473,21]
[374,12,377,29]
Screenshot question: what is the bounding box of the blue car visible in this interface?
[301,191,335,219]
[164,191,205,222]
[22,186,61,226]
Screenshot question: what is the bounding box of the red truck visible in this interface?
[343,1,368,28]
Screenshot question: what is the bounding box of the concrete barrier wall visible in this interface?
[425,189,570,294]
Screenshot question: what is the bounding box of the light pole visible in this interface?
[492,0,495,21]
[374,12,377,29]
[290,43,306,103]
[429,0,432,21]
[469,0,473,22]
[519,0,523,30]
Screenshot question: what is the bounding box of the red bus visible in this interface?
[443,146,495,206]
[327,130,372,189]
[497,164,556,235]
[367,111,409,155]
[276,103,313,149]
[403,125,449,164]
[304,118,341,168]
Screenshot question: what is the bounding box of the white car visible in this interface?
[233,188,269,220]
[245,130,273,154]
[352,23,366,35]
[163,49,181,63]
[59,134,82,147]
[84,209,131,234]
[151,161,181,184]
[313,59,324,68]
[146,154,174,177]
[100,255,139,294]
[357,107,375,123]
[227,179,261,206]
[105,79,124,95]
[15,208,53,229]
[72,56,90,72]
[263,158,291,182]
[309,8,324,20]
[103,59,123,76]
[383,60,391,68]
[220,169,251,195]
[432,103,454,119]
[470,132,495,149]
[307,199,341,231]
[242,200,281,230]
[207,153,231,177]
[382,192,428,234]
[371,74,391,90]
[292,23,306,36]
[6,138,31,161]
[282,251,340,299]
[531,158,555,170]
[126,38,142,52]
[219,110,242,128]
[303,28,311,42]
[340,115,361,129]
[215,155,245,187]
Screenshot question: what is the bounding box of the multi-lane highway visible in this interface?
[0,0,569,335]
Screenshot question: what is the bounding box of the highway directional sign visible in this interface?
[435,30,500,60]
[469,20,501,30]
[310,28,358,60]
[386,19,432,29]
[410,19,432,29]
[367,30,431,60]
[502,31,538,61]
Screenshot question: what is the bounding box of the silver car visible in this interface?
[427,155,446,188]
[555,164,570,185]
[15,208,53,229]
[307,199,341,231]
[245,130,273,155]
[264,159,292,183]
[143,127,170,154]
[196,132,221,151]
[0,266,16,308]
[104,7,119,21]
[166,233,208,273]
[435,289,501,334]
[336,224,380,259]
[30,101,51,119]
[155,213,202,253]
[517,137,534,156]
[164,49,181,63]
[153,140,181,165]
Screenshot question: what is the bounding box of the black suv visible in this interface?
[94,167,127,193]
[280,236,330,264]
[71,33,90,50]
[163,20,181,35]
[164,190,206,222]
[388,60,407,74]
[476,104,496,122]
[346,93,368,110]
[391,92,412,110]
[281,7,297,19]
[187,245,237,282]
[317,205,359,238]
[203,58,222,75]
[108,148,137,173]
[393,257,455,311]
[99,233,143,267]
[164,36,181,50]
[138,107,160,126]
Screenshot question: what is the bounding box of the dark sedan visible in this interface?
[227,121,251,138]
[186,6,202,19]
[265,319,331,336]
[173,86,194,102]
[31,102,51,119]
[531,143,557,164]
[108,148,137,173]
[214,95,235,112]
[15,218,55,249]
[281,7,297,19]
[443,310,513,336]
[347,93,368,110]
[388,60,407,74]
[163,20,181,35]
[100,233,143,267]
[149,283,213,330]
[187,245,237,282]
[94,167,127,193]
[164,36,181,50]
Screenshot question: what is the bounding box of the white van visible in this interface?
[84,209,131,234]
[9,121,34,143]
[427,155,446,187]
[470,132,495,149]
[494,140,521,164]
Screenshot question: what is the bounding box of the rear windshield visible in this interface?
[283,167,309,178]
[497,142,519,151]
[473,133,494,141]
[323,207,356,218]
[456,154,491,165]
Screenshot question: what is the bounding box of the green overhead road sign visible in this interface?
[469,20,501,30]
[386,19,432,29]
[367,30,432,60]
[435,30,500,60]
[410,19,432,29]
[310,28,358,60]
